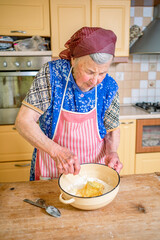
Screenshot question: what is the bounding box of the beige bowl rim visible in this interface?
[58,163,120,199]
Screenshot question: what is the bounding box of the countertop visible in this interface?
[0,51,52,56]
[120,105,160,120]
[0,173,160,240]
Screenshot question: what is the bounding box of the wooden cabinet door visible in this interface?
[0,0,50,36]
[0,160,31,182]
[136,119,160,153]
[92,0,130,57]
[118,120,136,175]
[50,0,90,57]
[0,125,33,162]
[135,153,160,174]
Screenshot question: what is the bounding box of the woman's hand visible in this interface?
[52,145,81,175]
[15,105,80,176]
[105,152,123,173]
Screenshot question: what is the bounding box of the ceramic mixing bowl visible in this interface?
[58,163,120,210]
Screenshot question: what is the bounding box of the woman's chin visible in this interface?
[80,85,95,92]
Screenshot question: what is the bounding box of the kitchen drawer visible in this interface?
[0,0,50,37]
[0,160,31,182]
[0,125,33,162]
[135,152,160,174]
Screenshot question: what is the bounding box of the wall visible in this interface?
[108,6,160,104]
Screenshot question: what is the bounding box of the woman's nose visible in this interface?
[91,75,99,84]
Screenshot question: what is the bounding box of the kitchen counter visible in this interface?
[0,173,160,240]
[120,105,160,120]
[0,51,52,56]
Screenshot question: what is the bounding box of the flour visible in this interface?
[66,176,113,196]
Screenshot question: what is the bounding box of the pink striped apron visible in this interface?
[35,68,106,180]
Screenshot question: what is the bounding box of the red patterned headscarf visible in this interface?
[59,27,117,60]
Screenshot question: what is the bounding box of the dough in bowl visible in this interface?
[76,181,105,197]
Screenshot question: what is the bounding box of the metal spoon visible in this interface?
[23,198,61,218]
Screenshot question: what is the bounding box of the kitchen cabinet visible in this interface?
[0,0,50,37]
[0,125,33,182]
[118,119,136,175]
[135,118,160,174]
[92,0,130,57]
[135,152,160,174]
[136,118,160,153]
[50,0,90,57]
[50,0,130,57]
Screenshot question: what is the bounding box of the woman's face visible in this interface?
[71,55,112,92]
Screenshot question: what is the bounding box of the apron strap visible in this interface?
[61,66,72,108]
[52,66,72,139]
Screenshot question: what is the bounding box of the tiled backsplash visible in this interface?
[108,6,160,104]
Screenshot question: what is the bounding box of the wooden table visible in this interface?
[0,173,160,240]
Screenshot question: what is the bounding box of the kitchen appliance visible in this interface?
[130,3,160,54]
[0,55,51,125]
[136,118,160,153]
[58,163,120,210]
[135,102,160,114]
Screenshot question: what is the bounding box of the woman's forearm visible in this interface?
[105,128,120,154]
[15,106,58,157]
[104,128,122,173]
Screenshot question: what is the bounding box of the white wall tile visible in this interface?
[141,63,148,72]
[131,97,140,103]
[148,71,156,80]
[115,72,124,81]
[149,55,157,62]
[155,96,160,101]
[130,7,135,17]
[139,96,148,102]
[140,80,148,88]
[141,55,149,62]
[157,62,160,71]
[143,7,153,17]
[132,89,139,97]
[147,96,155,102]
[134,17,143,26]
[140,89,147,96]
[148,89,155,96]
[156,88,160,96]
[133,55,141,63]
[156,80,160,88]
[123,97,131,104]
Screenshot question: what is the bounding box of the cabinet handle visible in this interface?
[10,30,26,34]
[12,127,16,130]
[14,164,30,167]
[120,121,134,125]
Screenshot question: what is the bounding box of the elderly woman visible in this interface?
[15,27,123,180]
